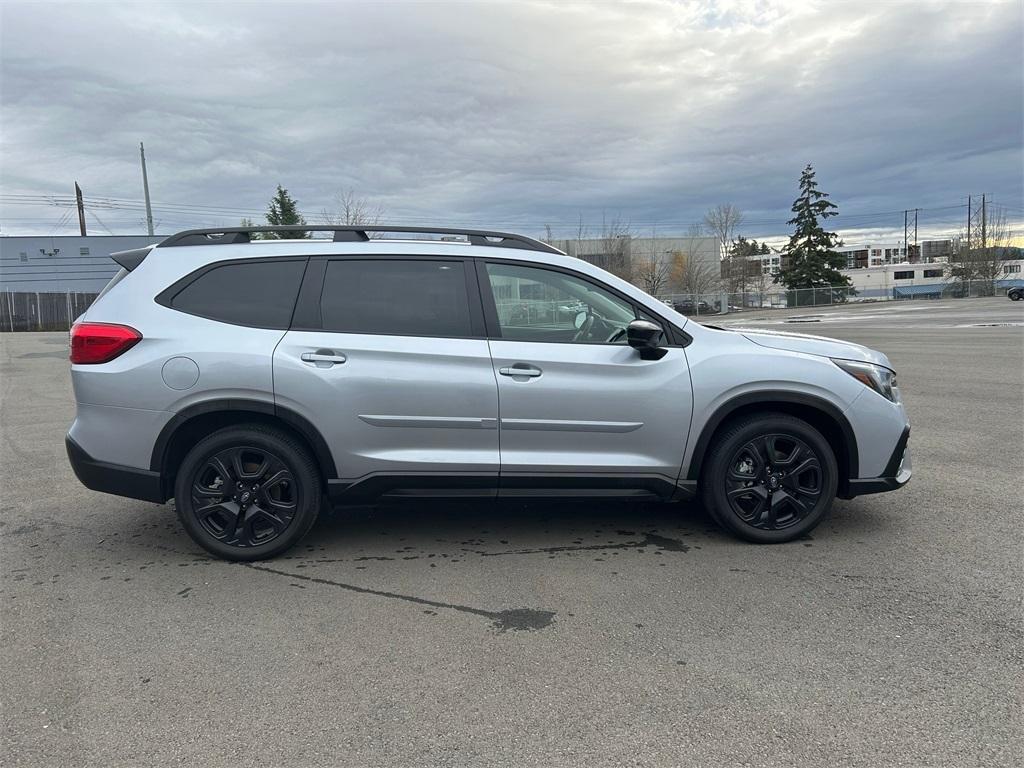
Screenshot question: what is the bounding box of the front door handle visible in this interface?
[499,364,542,378]
[301,350,347,366]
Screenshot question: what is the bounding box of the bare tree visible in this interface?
[947,207,1014,294]
[321,189,386,227]
[670,223,720,296]
[633,230,673,296]
[703,203,744,259]
[598,214,634,281]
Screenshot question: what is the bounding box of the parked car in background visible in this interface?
[1008,287,1023,301]
[67,225,911,560]
[673,298,714,315]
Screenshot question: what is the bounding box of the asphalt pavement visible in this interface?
[1,296,1021,767]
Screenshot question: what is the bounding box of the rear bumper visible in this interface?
[66,434,166,504]
[841,426,911,499]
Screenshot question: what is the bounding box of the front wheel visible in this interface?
[174,424,322,561]
[701,413,838,543]
[1010,291,1022,301]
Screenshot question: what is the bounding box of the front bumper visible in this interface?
[841,426,911,498]
[66,434,166,503]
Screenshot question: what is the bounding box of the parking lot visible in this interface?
[1,297,1021,767]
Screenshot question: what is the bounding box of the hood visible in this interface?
[731,328,893,369]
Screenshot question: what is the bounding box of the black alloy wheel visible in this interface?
[174,425,321,560]
[724,433,822,531]
[191,446,297,548]
[702,413,838,543]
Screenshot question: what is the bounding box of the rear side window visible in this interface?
[320,259,471,337]
[167,259,306,328]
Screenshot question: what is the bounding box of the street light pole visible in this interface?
[140,142,154,236]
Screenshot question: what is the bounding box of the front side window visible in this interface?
[485,262,640,343]
[169,259,306,328]
[320,259,472,337]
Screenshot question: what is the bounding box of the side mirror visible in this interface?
[627,319,667,360]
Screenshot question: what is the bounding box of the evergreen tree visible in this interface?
[264,185,308,239]
[775,165,850,290]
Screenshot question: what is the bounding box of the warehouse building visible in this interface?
[0,235,162,292]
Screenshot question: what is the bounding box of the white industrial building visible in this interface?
[0,235,163,292]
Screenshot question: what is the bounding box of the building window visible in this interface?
[871,249,882,257]
[893,270,915,280]
[923,269,944,278]
[1004,264,1022,274]
[80,247,90,256]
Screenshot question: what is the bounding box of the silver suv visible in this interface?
[66,226,911,560]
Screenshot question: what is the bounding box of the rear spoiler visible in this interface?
[110,245,155,271]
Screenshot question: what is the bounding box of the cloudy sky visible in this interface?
[1,0,1021,243]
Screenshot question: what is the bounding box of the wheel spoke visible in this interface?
[194,500,242,539]
[240,505,288,546]
[772,488,810,519]
[209,456,235,485]
[773,442,803,468]
[192,482,224,499]
[230,448,268,480]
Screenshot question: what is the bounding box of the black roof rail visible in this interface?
[157,226,564,255]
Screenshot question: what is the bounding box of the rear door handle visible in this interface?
[499,364,542,378]
[301,350,347,366]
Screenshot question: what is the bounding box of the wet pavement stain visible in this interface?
[243,563,556,632]
[478,531,689,557]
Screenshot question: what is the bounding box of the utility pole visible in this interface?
[967,195,972,252]
[140,142,154,236]
[74,181,87,236]
[980,193,986,251]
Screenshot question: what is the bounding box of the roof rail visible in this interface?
[157,226,564,255]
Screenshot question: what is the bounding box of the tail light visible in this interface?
[70,322,142,364]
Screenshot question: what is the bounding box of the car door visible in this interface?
[273,255,499,498]
[480,260,693,497]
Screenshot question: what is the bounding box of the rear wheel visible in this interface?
[701,413,838,543]
[174,424,321,561]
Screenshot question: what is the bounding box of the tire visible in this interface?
[701,413,838,543]
[1010,291,1022,301]
[174,424,322,561]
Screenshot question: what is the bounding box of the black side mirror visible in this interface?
[626,319,667,360]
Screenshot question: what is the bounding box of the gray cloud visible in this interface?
[1,0,1021,240]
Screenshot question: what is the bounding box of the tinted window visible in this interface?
[170,259,305,328]
[321,259,472,337]
[485,262,643,343]
[893,270,915,280]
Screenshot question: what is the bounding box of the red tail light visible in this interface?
[70,322,142,364]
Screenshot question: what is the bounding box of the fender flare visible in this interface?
[150,399,337,479]
[684,390,859,482]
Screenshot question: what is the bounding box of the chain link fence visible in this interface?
[655,279,1023,317]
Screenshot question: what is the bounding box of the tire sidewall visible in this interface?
[174,426,320,561]
[703,415,838,543]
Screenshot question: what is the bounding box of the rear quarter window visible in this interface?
[160,259,306,328]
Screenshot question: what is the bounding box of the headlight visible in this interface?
[833,359,898,402]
